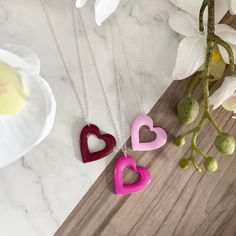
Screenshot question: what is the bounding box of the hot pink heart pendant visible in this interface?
[114,155,152,195]
[131,115,167,151]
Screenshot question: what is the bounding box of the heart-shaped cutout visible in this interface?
[80,124,116,163]
[131,115,167,151]
[114,155,152,195]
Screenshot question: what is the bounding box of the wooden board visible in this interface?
[55,14,236,236]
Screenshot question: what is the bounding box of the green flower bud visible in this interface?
[203,157,218,172]
[175,135,186,147]
[179,159,189,170]
[177,96,199,125]
[215,133,235,155]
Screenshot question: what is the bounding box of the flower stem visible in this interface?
[202,0,215,111]
[199,0,208,32]
[187,72,202,96]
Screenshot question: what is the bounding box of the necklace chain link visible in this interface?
[41,0,126,148]
[75,11,124,148]
[41,0,90,123]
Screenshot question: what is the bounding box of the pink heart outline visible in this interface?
[131,115,167,151]
[114,155,152,195]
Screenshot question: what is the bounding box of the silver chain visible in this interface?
[40,0,90,123]
[139,0,145,114]
[113,10,146,114]
[110,22,127,154]
[40,0,144,153]
[41,0,125,149]
[113,17,143,113]
[75,10,126,149]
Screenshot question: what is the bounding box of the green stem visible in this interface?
[205,111,222,133]
[193,145,208,158]
[189,155,202,173]
[199,0,208,32]
[187,72,202,96]
[181,127,200,138]
[201,0,215,111]
[177,0,228,172]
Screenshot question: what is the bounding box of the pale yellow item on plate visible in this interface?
[0,61,28,115]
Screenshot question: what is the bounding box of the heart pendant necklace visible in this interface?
[113,12,167,152]
[111,22,151,195]
[41,0,116,163]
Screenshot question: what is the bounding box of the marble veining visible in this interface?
[0,0,179,235]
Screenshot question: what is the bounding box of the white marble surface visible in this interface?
[0,0,179,235]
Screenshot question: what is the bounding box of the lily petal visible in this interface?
[169,11,199,37]
[209,76,236,109]
[2,44,40,75]
[218,43,236,64]
[169,0,228,23]
[215,24,236,46]
[222,93,236,112]
[0,49,32,75]
[95,0,120,26]
[35,77,56,145]
[75,0,88,8]
[172,36,206,80]
[0,72,56,168]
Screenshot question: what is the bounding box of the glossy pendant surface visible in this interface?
[114,155,152,195]
[131,114,167,151]
[80,124,116,163]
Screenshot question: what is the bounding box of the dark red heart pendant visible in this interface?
[80,124,116,163]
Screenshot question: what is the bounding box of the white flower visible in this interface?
[76,0,120,26]
[209,76,236,110]
[169,10,236,80]
[0,44,56,168]
[169,0,228,22]
[228,0,236,15]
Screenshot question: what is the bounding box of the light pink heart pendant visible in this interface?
[114,155,152,195]
[131,115,167,151]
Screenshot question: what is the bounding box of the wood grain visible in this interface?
[55,14,236,236]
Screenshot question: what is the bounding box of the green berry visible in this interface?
[215,133,235,155]
[179,159,189,170]
[177,96,199,125]
[203,157,218,172]
[175,136,185,147]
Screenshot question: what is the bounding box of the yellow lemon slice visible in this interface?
[222,94,236,112]
[0,61,28,115]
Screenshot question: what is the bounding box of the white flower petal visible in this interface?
[35,77,56,145]
[222,93,236,111]
[228,0,236,15]
[95,0,120,26]
[0,49,31,74]
[172,36,206,80]
[215,0,229,22]
[209,76,236,109]
[75,0,88,8]
[169,0,228,23]
[0,72,56,168]
[169,0,202,20]
[168,11,199,37]
[215,24,236,46]
[2,44,40,74]
[218,44,236,64]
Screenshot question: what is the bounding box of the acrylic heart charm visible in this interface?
[80,124,116,163]
[131,115,167,151]
[114,155,152,195]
